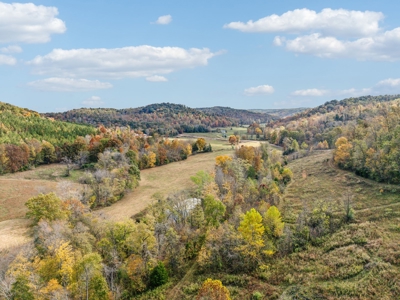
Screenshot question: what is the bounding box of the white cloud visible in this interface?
[278,29,400,61]
[146,75,168,82]
[377,78,400,87]
[27,78,113,92]
[244,85,274,96]
[292,78,400,99]
[226,8,400,61]
[28,46,219,79]
[291,88,328,96]
[0,2,66,44]
[154,15,172,25]
[337,88,372,97]
[83,96,104,107]
[0,54,16,65]
[224,8,383,37]
[0,45,22,54]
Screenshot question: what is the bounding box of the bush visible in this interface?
[251,291,263,300]
[149,262,169,289]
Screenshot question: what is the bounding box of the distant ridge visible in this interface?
[196,106,276,124]
[248,107,308,118]
[44,103,238,136]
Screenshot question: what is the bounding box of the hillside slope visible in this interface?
[197,106,276,124]
[0,101,96,145]
[45,103,238,136]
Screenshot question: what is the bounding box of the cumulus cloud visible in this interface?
[244,85,274,96]
[27,78,113,92]
[28,46,219,79]
[377,78,400,87]
[291,88,328,96]
[224,8,383,37]
[154,14,172,25]
[226,8,400,61]
[0,54,16,65]
[337,88,372,97]
[146,75,168,82]
[0,2,66,44]
[83,96,104,107]
[0,45,22,54]
[291,78,400,99]
[279,29,400,61]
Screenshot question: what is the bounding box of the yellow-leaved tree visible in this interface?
[196,278,231,300]
[237,208,265,258]
[264,206,284,238]
[334,137,352,167]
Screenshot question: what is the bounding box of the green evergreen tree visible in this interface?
[149,262,169,289]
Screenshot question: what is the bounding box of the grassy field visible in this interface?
[0,164,83,222]
[0,165,82,251]
[283,150,400,217]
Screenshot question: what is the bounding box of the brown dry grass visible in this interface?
[0,179,58,221]
[0,218,31,251]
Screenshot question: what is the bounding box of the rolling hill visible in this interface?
[45,103,238,136]
[196,106,276,124]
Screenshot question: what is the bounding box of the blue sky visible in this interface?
[1,0,400,112]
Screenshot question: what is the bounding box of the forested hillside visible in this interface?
[0,101,96,146]
[45,103,237,136]
[0,102,197,180]
[197,106,276,125]
[0,101,97,173]
[262,95,400,183]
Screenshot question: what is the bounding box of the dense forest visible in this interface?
[45,103,238,136]
[197,106,276,125]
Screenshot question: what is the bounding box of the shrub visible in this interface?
[251,291,263,300]
[149,262,169,289]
